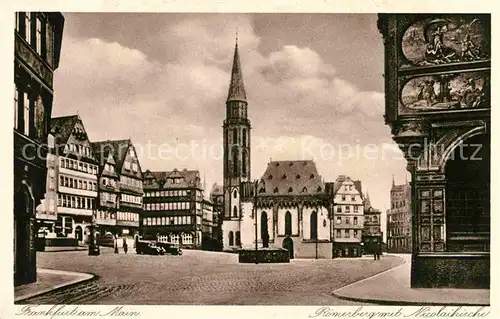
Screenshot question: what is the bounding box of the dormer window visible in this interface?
[310,174,315,179]
[273,187,279,193]
[317,186,322,192]
[282,174,287,180]
[276,163,280,167]
[289,162,293,167]
[259,187,265,193]
[268,175,273,180]
[288,187,293,193]
[296,174,301,179]
[302,187,307,193]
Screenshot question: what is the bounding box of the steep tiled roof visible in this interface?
[259,160,324,196]
[226,42,247,103]
[91,139,130,171]
[50,115,79,150]
[143,168,201,190]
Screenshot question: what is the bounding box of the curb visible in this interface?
[14,269,97,303]
[331,256,490,306]
[41,248,89,253]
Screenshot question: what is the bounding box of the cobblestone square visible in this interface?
[19,249,403,305]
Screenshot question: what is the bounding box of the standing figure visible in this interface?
[114,235,119,254]
[123,237,128,254]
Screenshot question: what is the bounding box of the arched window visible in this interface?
[233,205,238,217]
[242,148,247,176]
[228,231,234,246]
[242,128,247,146]
[232,147,238,175]
[233,128,238,144]
[285,211,292,236]
[261,211,269,248]
[310,211,318,240]
[235,231,241,246]
[233,190,237,198]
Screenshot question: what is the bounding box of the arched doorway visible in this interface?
[445,133,490,252]
[261,211,269,248]
[282,237,294,259]
[75,226,83,241]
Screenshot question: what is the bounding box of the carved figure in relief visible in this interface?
[459,79,483,108]
[460,34,481,60]
[424,21,457,63]
[418,80,437,106]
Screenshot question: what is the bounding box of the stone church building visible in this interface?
[220,39,339,258]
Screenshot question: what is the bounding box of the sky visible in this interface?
[52,13,410,238]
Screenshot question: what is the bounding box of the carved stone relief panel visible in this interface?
[399,71,489,115]
[401,16,490,67]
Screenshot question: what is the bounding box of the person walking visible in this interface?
[123,237,128,254]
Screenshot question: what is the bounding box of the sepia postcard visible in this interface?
[2,1,497,318]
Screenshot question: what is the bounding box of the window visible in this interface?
[336,229,341,238]
[182,233,193,245]
[171,234,179,245]
[274,187,279,193]
[337,206,342,213]
[345,206,350,212]
[14,87,19,129]
[310,211,318,240]
[36,17,42,54]
[228,231,234,246]
[232,148,238,175]
[25,12,31,44]
[235,231,241,246]
[23,92,30,136]
[354,217,358,225]
[132,163,138,172]
[344,230,350,238]
[242,149,247,176]
[354,230,359,237]
[233,206,238,217]
[124,161,131,170]
[351,196,355,201]
[354,205,359,213]
[345,217,350,224]
[233,190,237,198]
[342,195,346,201]
[232,128,238,144]
[336,217,341,224]
[285,211,292,236]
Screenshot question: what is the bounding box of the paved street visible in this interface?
[20,249,403,305]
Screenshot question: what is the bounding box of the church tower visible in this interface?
[222,37,251,249]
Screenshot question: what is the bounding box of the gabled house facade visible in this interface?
[49,115,99,243]
[142,169,205,249]
[91,139,143,242]
[331,175,364,258]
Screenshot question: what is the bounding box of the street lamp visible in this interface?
[88,198,100,256]
[253,179,265,264]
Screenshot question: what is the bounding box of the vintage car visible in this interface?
[136,240,165,255]
[156,242,183,256]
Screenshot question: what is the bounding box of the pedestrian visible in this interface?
[123,237,128,254]
[114,235,119,254]
[376,242,382,260]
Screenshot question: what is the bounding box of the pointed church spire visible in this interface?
[392,174,395,187]
[227,34,247,103]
